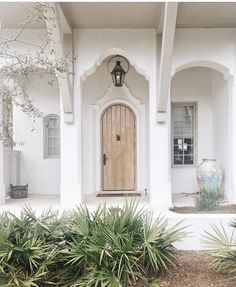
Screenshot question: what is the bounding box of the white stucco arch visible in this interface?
[170,60,236,203]
[171,60,234,83]
[80,47,150,82]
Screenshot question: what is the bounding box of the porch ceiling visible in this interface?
[177,2,236,28]
[60,2,163,29]
[1,2,236,29]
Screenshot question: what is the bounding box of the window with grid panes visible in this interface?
[44,115,60,158]
[172,104,195,166]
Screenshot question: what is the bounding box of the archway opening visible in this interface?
[81,54,149,196]
[171,66,232,204]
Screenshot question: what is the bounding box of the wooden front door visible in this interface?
[102,104,136,191]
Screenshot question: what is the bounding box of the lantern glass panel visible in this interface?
[111,61,126,87]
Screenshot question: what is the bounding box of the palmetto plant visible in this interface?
[59,201,186,287]
[203,221,236,277]
[0,207,66,287]
[0,202,186,287]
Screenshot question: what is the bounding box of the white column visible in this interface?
[0,99,6,204]
[60,84,82,208]
[149,79,172,208]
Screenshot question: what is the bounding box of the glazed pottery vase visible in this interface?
[196,159,224,192]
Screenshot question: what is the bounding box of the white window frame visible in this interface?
[43,114,60,159]
[171,102,197,167]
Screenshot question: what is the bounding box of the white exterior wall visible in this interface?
[211,71,230,199]
[13,74,60,195]
[171,68,214,194]
[172,29,236,76]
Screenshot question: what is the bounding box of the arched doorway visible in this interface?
[101,104,136,191]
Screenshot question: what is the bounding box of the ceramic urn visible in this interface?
[196,159,224,192]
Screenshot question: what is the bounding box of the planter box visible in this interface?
[10,184,28,199]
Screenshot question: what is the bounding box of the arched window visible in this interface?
[44,114,60,158]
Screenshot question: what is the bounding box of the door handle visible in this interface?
[103,154,107,165]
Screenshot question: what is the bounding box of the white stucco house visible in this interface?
[1,2,236,210]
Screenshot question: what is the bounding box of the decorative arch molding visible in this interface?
[80,47,150,83]
[87,82,147,195]
[171,60,234,83]
[96,83,142,108]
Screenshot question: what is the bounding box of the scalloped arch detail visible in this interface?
[171,60,233,82]
[80,48,150,82]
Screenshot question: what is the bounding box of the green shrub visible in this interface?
[195,189,223,211]
[202,221,236,277]
[59,201,186,287]
[0,202,186,287]
[0,207,67,287]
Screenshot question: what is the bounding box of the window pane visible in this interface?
[48,137,54,146]
[54,137,60,148]
[48,127,54,137]
[54,146,60,155]
[174,125,183,136]
[174,155,183,165]
[174,145,183,155]
[174,138,184,145]
[54,128,59,137]
[183,127,192,137]
[184,106,193,117]
[184,138,193,145]
[173,106,184,120]
[184,145,193,155]
[184,156,194,165]
[45,115,60,158]
[172,104,195,166]
[48,147,55,156]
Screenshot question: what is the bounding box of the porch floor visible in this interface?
[172,193,195,207]
[0,195,61,214]
[0,193,195,214]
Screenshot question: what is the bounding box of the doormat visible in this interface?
[97,193,141,197]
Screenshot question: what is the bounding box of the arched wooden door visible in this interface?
[102,104,136,191]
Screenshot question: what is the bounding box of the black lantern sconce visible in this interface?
[107,55,129,87]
